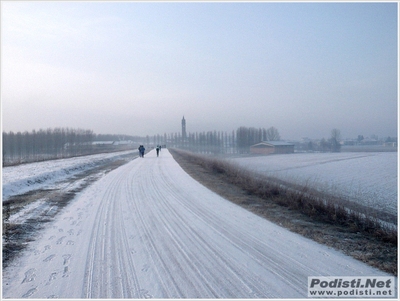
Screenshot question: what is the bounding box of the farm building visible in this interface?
[250,141,295,155]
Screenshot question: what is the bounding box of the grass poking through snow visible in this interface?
[170,148,397,275]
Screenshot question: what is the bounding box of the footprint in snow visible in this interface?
[62,266,70,278]
[62,254,71,265]
[43,254,56,262]
[47,272,58,285]
[22,268,36,283]
[22,287,37,298]
[47,295,58,299]
[56,236,66,245]
[139,289,153,299]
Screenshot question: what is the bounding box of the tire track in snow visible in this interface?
[149,156,301,297]
[3,149,393,299]
[145,164,267,297]
[157,173,306,295]
[126,170,186,298]
[82,165,141,298]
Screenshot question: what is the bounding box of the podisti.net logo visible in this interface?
[308,276,395,298]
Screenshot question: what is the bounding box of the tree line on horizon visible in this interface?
[149,126,282,154]
[2,126,282,165]
[3,126,347,166]
[2,128,141,166]
[2,128,94,165]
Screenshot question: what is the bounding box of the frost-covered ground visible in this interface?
[2,150,137,201]
[2,150,394,298]
[229,152,398,215]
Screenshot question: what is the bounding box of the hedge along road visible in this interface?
[2,149,391,299]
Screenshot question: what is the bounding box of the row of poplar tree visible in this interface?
[162,126,281,154]
[3,128,95,165]
[2,128,141,165]
[2,126,282,165]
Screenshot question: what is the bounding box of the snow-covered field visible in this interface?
[229,152,398,215]
[2,150,137,201]
[2,150,394,298]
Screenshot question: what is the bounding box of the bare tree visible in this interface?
[265,126,281,141]
[330,128,341,152]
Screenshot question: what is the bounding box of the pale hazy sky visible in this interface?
[1,1,398,140]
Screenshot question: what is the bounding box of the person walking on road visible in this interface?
[156,146,160,157]
[138,145,145,158]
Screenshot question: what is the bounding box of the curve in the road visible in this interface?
[2,149,391,299]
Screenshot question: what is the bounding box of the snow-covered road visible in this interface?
[2,150,391,298]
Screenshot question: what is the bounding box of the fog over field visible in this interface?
[2,2,397,140]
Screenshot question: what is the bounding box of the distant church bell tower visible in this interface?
[181,116,187,141]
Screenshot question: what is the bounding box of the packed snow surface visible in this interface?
[230,152,397,214]
[2,150,392,298]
